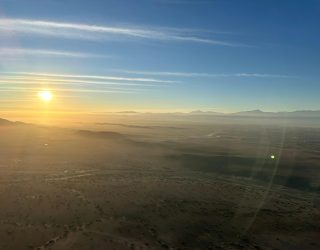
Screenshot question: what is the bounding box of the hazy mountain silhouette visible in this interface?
[105,110,320,117]
[0,118,25,126]
[234,110,320,117]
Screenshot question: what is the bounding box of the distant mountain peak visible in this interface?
[237,109,264,114]
[116,111,138,114]
[189,110,219,114]
[0,118,14,125]
[0,118,25,126]
[190,110,203,113]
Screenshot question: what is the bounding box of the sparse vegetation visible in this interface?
[0,119,319,249]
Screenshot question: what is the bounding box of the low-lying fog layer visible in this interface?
[0,117,319,249]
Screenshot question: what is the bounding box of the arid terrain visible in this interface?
[0,117,319,249]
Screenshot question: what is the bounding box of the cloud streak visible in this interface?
[0,86,137,94]
[0,76,157,87]
[0,72,171,97]
[0,18,245,47]
[0,48,106,58]
[1,72,177,83]
[0,81,150,93]
[119,70,292,79]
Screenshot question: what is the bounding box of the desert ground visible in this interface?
[0,117,319,249]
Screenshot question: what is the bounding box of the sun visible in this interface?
[38,90,53,102]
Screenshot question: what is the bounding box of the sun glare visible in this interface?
[38,90,53,102]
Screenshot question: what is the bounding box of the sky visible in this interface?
[0,0,320,121]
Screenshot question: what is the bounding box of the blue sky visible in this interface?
[0,0,319,113]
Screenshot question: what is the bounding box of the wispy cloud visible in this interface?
[0,72,173,96]
[232,73,292,78]
[0,80,153,93]
[0,76,156,87]
[0,86,137,94]
[1,72,177,83]
[0,18,246,47]
[119,70,292,78]
[0,48,106,58]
